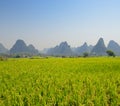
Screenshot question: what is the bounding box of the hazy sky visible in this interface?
[1,0,120,50]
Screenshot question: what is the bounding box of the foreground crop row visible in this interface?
[0,57,120,105]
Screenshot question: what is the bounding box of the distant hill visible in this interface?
[88,45,94,52]
[1,37,120,56]
[75,42,89,55]
[10,39,28,54]
[10,39,39,55]
[107,40,120,55]
[91,38,107,55]
[0,43,8,54]
[28,44,39,54]
[47,41,74,56]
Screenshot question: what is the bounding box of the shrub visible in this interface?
[0,56,7,61]
[83,52,89,57]
[106,50,115,57]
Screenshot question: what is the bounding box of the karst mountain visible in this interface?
[10,39,39,55]
[47,41,74,56]
[1,38,120,56]
[91,38,107,55]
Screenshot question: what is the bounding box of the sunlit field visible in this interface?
[0,57,120,105]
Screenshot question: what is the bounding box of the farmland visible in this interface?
[0,57,120,105]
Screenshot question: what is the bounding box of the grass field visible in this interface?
[0,57,120,106]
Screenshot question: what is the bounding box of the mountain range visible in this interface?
[46,38,120,56]
[1,38,120,56]
[9,39,39,55]
[47,41,74,56]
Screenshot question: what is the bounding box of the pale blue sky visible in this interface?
[0,0,120,50]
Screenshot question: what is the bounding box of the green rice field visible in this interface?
[0,57,120,106]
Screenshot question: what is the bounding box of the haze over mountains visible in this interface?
[1,38,120,56]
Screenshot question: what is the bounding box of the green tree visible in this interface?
[83,52,89,57]
[106,50,115,57]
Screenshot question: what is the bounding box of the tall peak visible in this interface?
[15,39,27,46]
[10,39,39,54]
[83,42,88,46]
[97,38,104,45]
[60,41,68,46]
[91,38,107,55]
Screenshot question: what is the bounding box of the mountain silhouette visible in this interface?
[0,43,8,53]
[75,42,89,55]
[91,38,107,55]
[107,40,120,55]
[47,41,73,56]
[10,39,39,54]
[28,44,39,54]
[1,37,120,56]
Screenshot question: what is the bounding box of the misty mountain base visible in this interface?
[0,57,120,105]
[1,38,120,56]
